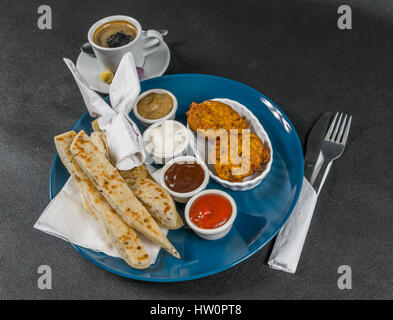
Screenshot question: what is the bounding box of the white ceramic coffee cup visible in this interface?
[87,15,163,71]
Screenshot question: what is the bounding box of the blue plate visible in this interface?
[50,74,304,282]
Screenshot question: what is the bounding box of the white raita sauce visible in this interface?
[144,121,187,155]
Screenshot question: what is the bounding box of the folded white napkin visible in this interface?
[268,153,331,273]
[34,167,166,264]
[63,52,145,171]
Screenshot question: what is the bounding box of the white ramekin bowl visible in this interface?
[184,189,237,240]
[133,89,178,127]
[188,98,273,191]
[160,156,210,203]
[143,120,189,164]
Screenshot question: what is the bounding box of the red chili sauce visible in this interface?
[189,194,232,229]
[164,162,204,193]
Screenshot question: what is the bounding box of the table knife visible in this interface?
[304,112,331,182]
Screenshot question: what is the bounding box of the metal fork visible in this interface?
[312,112,352,191]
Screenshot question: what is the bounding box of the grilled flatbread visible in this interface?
[129,178,183,230]
[76,173,150,269]
[91,120,110,159]
[119,164,151,185]
[70,130,180,259]
[54,131,97,220]
[90,131,109,159]
[54,131,150,269]
[80,193,99,222]
[54,131,78,176]
[89,131,177,229]
[91,119,100,133]
[74,174,98,220]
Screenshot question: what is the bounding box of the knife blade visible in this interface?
[304,112,331,182]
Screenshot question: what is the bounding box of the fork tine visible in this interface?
[331,113,343,141]
[341,115,352,145]
[325,112,338,139]
[336,114,347,142]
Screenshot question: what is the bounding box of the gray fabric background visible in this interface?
[0,0,392,299]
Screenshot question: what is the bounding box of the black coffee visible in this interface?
[106,32,132,48]
[93,20,137,48]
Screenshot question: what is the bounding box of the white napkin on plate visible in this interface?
[268,153,331,273]
[34,176,167,264]
[63,52,145,171]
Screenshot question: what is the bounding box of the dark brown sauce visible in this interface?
[164,162,204,193]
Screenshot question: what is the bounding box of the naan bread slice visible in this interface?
[70,131,180,259]
[74,174,98,220]
[54,131,78,176]
[54,131,150,269]
[89,131,176,229]
[129,178,183,230]
[75,173,150,269]
[119,164,151,185]
[89,131,178,229]
[91,119,100,133]
[91,120,110,159]
[54,131,97,221]
[90,131,109,159]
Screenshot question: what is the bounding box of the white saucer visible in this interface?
[76,41,170,94]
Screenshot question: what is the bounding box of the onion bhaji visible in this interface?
[211,131,271,182]
[187,100,271,182]
[186,100,248,137]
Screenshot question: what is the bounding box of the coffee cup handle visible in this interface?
[141,30,163,57]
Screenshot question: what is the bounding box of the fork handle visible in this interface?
[312,161,330,192]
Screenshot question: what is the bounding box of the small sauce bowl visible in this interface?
[185,189,237,240]
[143,120,189,164]
[133,88,178,127]
[160,156,209,203]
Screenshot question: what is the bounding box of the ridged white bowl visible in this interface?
[187,98,273,191]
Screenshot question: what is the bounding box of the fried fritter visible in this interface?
[211,131,271,182]
[186,100,248,137]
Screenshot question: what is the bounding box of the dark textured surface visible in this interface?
[0,0,392,299]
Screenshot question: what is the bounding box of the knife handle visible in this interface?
[313,161,329,192]
[304,162,315,182]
